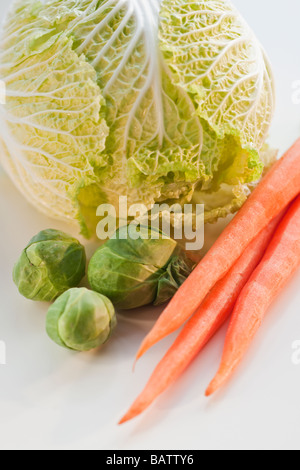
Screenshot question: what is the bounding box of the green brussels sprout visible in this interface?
[13,229,86,302]
[46,288,117,351]
[88,225,194,310]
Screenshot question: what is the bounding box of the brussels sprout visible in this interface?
[13,229,86,302]
[46,288,116,351]
[88,225,194,310]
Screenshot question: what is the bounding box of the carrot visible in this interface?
[119,214,283,424]
[136,139,300,360]
[206,195,300,397]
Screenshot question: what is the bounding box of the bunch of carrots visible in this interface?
[120,139,300,424]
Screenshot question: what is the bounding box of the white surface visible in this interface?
[0,0,300,451]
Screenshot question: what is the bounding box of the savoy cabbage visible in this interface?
[0,0,275,235]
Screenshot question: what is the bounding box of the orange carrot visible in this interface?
[137,139,300,360]
[119,214,283,424]
[206,195,300,397]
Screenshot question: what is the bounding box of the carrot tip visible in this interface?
[135,350,143,362]
[119,406,141,425]
[118,416,128,425]
[136,338,150,362]
[206,372,227,397]
[205,385,214,397]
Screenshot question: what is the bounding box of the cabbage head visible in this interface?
[0,0,275,236]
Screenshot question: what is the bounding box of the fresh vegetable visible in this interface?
[13,229,86,302]
[206,196,300,396]
[46,288,116,351]
[119,213,283,423]
[0,0,275,236]
[88,225,194,310]
[136,139,300,360]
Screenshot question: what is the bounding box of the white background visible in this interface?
[0,0,300,451]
